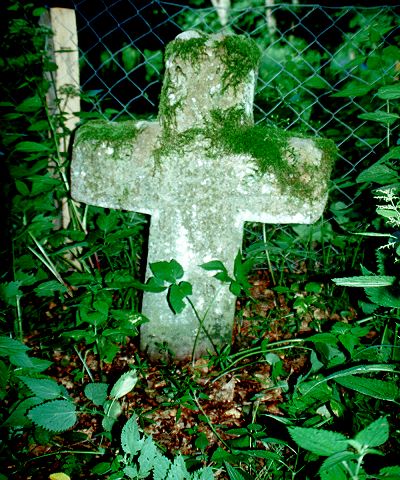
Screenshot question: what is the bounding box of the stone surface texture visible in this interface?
[71,31,333,359]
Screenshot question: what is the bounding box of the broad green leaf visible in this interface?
[168,281,192,314]
[192,466,214,480]
[355,417,389,447]
[121,45,140,72]
[365,286,400,308]
[34,280,68,297]
[332,83,372,97]
[377,466,400,479]
[288,426,348,456]
[320,461,350,480]
[150,259,184,283]
[121,414,143,456]
[14,141,51,153]
[332,276,395,287]
[335,376,399,402]
[138,435,158,477]
[153,449,171,480]
[4,397,42,427]
[84,383,108,406]
[166,455,189,479]
[102,400,122,431]
[110,371,138,399]
[200,260,227,272]
[19,376,62,400]
[28,399,77,432]
[377,84,400,100]
[358,111,399,126]
[105,270,135,288]
[0,281,22,307]
[0,336,29,356]
[96,213,118,232]
[356,163,398,185]
[16,95,42,112]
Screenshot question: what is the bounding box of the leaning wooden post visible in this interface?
[41,7,81,229]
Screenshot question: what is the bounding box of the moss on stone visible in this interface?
[155,107,336,202]
[76,120,142,150]
[164,34,208,64]
[217,35,261,91]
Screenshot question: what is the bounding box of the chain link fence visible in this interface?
[68,1,400,269]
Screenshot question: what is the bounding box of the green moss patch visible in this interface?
[155,108,336,202]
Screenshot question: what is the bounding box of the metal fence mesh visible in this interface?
[69,1,400,258]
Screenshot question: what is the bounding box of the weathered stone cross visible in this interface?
[71,31,333,360]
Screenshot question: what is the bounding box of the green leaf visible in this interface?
[365,286,400,308]
[166,455,189,479]
[138,435,158,478]
[4,397,42,427]
[376,84,400,100]
[102,400,122,431]
[0,336,29,356]
[16,95,42,112]
[153,449,171,480]
[34,280,68,297]
[200,260,227,272]
[28,399,77,432]
[121,414,143,456]
[335,376,399,401]
[332,83,372,97]
[358,112,399,126]
[288,426,348,456]
[19,376,62,400]
[110,371,138,399]
[320,461,350,480]
[150,259,184,283]
[355,417,389,447]
[332,276,395,287]
[225,462,247,480]
[14,141,51,153]
[168,281,192,314]
[0,281,23,306]
[377,466,400,479]
[84,383,108,406]
[96,213,118,232]
[356,162,398,185]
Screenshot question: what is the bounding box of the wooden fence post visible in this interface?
[41,7,80,229]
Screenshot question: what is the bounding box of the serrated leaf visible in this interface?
[0,336,29,356]
[150,259,184,283]
[138,435,158,477]
[123,465,138,479]
[153,449,171,480]
[192,466,214,480]
[166,455,189,480]
[365,286,400,308]
[84,382,108,406]
[288,426,348,456]
[355,417,389,447]
[110,371,138,399]
[4,397,42,427]
[121,414,143,456]
[332,276,395,287]
[336,376,399,401]
[28,400,77,432]
[19,376,62,400]
[356,163,398,185]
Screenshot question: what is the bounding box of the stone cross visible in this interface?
[71,31,333,360]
